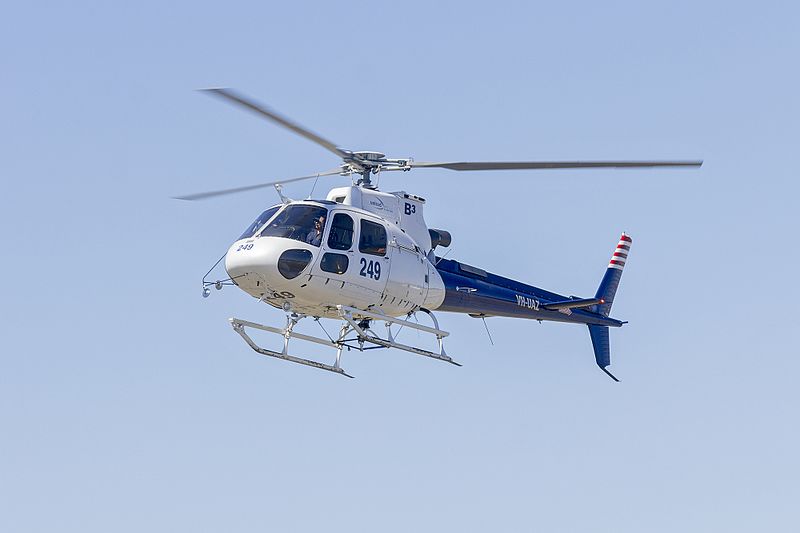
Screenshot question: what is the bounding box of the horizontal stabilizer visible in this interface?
[542,297,604,311]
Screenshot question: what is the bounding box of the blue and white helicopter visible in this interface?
[178,89,702,380]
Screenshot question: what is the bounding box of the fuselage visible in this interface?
[224,199,621,328]
[225,200,445,318]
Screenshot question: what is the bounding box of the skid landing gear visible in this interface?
[229,305,458,378]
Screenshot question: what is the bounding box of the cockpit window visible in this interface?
[260,205,328,247]
[239,205,281,240]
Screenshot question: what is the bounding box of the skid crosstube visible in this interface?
[230,318,354,377]
[337,306,459,367]
[229,306,458,378]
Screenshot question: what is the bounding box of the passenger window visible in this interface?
[359,219,387,256]
[327,213,354,251]
[320,253,349,274]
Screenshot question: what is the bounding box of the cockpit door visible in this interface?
[308,212,389,308]
[311,211,355,279]
[353,217,390,297]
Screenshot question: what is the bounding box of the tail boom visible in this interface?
[432,258,622,327]
[430,232,632,381]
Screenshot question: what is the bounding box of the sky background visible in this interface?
[2,1,799,531]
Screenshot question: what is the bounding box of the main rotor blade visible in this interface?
[200,88,349,160]
[173,169,343,201]
[409,160,703,171]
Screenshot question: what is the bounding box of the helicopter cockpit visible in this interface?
[227,202,337,293]
[238,203,332,246]
[258,204,328,245]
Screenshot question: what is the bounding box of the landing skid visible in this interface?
[229,305,458,378]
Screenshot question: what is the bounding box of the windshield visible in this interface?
[239,205,282,240]
[260,204,328,247]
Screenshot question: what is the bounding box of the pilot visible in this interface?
[306,216,325,246]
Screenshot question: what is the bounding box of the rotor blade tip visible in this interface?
[197,87,233,97]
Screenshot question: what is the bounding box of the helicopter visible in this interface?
[177,88,702,380]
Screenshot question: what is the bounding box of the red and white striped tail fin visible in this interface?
[608,233,633,271]
[595,233,632,316]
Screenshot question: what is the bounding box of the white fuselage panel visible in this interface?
[225,200,444,319]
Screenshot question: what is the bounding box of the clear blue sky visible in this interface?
[2,1,799,531]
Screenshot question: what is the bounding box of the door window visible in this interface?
[359,219,387,256]
[327,213,354,251]
[320,253,349,274]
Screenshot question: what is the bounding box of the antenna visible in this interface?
[274,184,291,204]
[481,317,494,346]
[307,173,321,199]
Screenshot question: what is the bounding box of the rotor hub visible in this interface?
[352,151,386,162]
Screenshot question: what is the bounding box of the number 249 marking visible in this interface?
[359,258,381,280]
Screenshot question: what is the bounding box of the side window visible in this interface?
[327,213,354,251]
[359,219,387,256]
[320,253,349,274]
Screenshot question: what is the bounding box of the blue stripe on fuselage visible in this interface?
[434,258,622,327]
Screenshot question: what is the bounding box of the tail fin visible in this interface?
[588,325,618,381]
[595,233,632,317]
[589,233,631,381]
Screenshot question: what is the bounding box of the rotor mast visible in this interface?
[350,151,390,189]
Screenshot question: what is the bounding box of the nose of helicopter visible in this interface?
[225,237,316,292]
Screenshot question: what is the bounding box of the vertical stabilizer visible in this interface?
[595,233,632,317]
[588,325,619,381]
[587,233,631,381]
